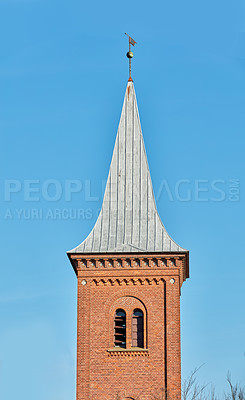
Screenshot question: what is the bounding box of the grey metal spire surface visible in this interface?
[68,81,186,254]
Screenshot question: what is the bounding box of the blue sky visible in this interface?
[0,0,244,399]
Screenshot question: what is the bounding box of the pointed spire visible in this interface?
[68,81,186,254]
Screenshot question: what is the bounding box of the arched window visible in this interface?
[114,309,126,348]
[132,309,144,348]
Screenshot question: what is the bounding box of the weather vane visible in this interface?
[125,33,137,81]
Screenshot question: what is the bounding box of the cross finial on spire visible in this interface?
[125,33,137,81]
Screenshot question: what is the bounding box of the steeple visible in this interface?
[68,81,186,254]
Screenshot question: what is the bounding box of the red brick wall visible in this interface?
[71,253,188,400]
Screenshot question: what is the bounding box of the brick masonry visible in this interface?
[69,252,189,400]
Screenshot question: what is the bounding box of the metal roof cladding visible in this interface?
[68,81,187,254]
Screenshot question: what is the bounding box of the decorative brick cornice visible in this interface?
[107,349,149,357]
[92,277,165,286]
[71,255,184,271]
[69,252,188,286]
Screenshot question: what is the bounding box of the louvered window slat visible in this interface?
[132,309,144,348]
[114,309,126,348]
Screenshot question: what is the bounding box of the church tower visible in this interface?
[68,57,189,400]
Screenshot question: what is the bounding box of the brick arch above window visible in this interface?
[104,289,156,317]
[110,295,147,314]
